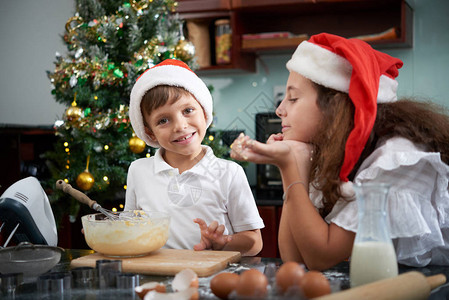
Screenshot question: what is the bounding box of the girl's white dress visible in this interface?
[311,137,449,267]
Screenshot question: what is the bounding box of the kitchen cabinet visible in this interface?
[0,126,58,246]
[257,205,282,258]
[178,1,256,73]
[176,0,413,73]
[0,126,57,196]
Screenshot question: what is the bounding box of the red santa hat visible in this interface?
[129,59,213,148]
[286,33,403,182]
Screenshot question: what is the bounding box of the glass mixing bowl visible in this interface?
[81,210,170,257]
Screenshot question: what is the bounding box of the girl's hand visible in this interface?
[230,133,313,169]
[267,132,284,144]
[230,133,288,165]
[193,218,232,251]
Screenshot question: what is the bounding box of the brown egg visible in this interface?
[275,261,306,294]
[210,272,240,299]
[299,270,331,299]
[235,269,269,298]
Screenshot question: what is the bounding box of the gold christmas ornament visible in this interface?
[76,171,95,191]
[174,38,195,61]
[129,135,146,153]
[76,155,95,191]
[65,101,83,121]
[65,93,82,121]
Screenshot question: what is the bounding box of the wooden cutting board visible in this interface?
[71,249,241,277]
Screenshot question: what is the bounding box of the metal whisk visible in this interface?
[55,180,121,220]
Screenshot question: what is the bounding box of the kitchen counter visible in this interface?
[4,249,449,299]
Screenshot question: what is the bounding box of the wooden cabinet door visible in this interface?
[257,206,280,258]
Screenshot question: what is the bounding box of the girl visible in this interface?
[231,33,449,270]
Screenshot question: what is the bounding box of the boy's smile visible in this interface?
[173,132,196,144]
[144,93,207,168]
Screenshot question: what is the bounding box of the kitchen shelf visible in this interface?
[176,0,413,73]
[241,34,309,52]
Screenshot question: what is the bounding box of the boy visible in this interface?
[126,59,264,256]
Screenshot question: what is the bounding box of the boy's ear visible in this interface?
[144,126,157,142]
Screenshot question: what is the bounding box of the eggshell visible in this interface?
[210,272,240,299]
[235,269,269,298]
[275,261,306,294]
[299,270,331,299]
[172,269,199,300]
[135,282,166,299]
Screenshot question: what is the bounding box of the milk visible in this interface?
[350,241,398,287]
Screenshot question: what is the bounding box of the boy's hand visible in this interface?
[193,218,232,251]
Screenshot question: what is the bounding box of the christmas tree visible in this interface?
[44,0,228,225]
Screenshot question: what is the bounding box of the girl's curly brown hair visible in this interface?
[310,83,449,217]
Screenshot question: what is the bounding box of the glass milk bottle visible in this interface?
[350,182,398,287]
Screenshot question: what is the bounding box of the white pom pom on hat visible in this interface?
[286,33,403,182]
[129,59,213,148]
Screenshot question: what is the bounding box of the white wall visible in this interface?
[0,0,74,126]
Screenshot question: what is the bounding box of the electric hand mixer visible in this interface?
[0,177,57,247]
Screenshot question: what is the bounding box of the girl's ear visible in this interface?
[144,126,157,142]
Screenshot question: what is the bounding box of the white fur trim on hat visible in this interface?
[286,41,398,103]
[129,61,213,148]
[377,74,398,103]
[287,41,352,93]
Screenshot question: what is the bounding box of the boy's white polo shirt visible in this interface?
[125,145,264,250]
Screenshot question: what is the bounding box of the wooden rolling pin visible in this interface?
[315,271,446,300]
